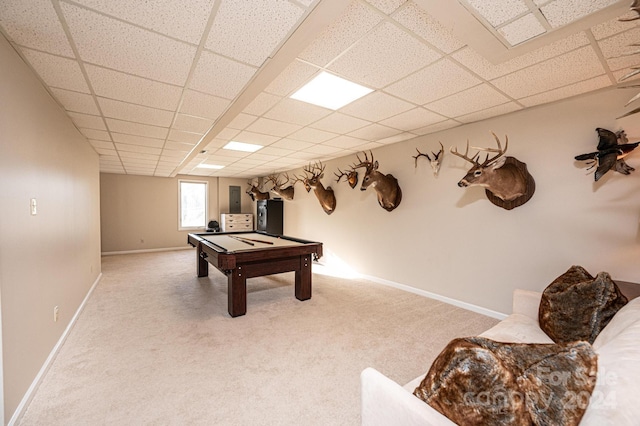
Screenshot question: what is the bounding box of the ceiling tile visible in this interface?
[411,119,459,136]
[173,114,213,134]
[60,3,196,85]
[246,117,302,137]
[464,0,528,27]
[518,75,612,107]
[309,112,371,134]
[456,102,522,123]
[321,135,369,149]
[270,138,316,151]
[299,0,383,67]
[79,128,110,141]
[264,98,332,126]
[425,84,511,117]
[205,0,305,66]
[50,88,100,115]
[71,0,215,44]
[85,65,183,110]
[590,15,640,40]
[541,0,619,28]
[227,113,258,130]
[328,21,441,88]
[115,143,162,156]
[67,111,106,130]
[339,91,414,122]
[347,123,401,140]
[598,27,640,72]
[105,118,169,139]
[232,130,280,146]
[180,90,230,120]
[287,127,338,143]
[490,46,606,99]
[257,146,296,157]
[392,2,465,53]
[190,50,258,99]
[0,0,74,56]
[498,13,546,46]
[164,140,196,151]
[111,133,165,148]
[167,129,202,144]
[98,98,174,127]
[264,59,320,96]
[385,58,481,105]
[243,93,282,116]
[365,0,407,15]
[305,144,346,156]
[21,49,89,93]
[379,107,446,131]
[215,128,240,141]
[451,32,590,80]
[376,132,416,145]
[89,140,115,150]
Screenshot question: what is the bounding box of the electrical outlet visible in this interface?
[53,306,59,322]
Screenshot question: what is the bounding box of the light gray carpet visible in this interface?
[19,249,498,425]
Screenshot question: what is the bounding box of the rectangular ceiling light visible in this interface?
[196,163,225,169]
[222,141,263,152]
[290,71,373,110]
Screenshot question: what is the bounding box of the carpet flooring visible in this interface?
[18,249,498,425]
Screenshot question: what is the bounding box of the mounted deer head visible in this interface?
[265,173,295,201]
[413,142,444,177]
[352,151,402,212]
[296,162,336,215]
[246,180,270,202]
[450,132,535,209]
[334,167,359,189]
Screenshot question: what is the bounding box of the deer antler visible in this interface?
[471,132,508,166]
[412,148,432,168]
[450,140,481,165]
[352,151,376,171]
[334,168,351,183]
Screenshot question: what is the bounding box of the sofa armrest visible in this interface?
[512,289,542,319]
[361,368,455,426]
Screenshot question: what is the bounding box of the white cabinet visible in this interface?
[220,213,253,232]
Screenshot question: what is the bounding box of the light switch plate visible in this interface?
[30,198,37,215]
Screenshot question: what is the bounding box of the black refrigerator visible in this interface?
[257,199,283,235]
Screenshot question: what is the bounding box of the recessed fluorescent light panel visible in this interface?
[290,71,373,110]
[222,141,263,152]
[196,163,224,170]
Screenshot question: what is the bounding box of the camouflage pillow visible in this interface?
[539,265,628,344]
[414,337,598,426]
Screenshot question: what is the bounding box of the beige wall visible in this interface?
[284,87,640,315]
[100,174,254,253]
[0,35,101,423]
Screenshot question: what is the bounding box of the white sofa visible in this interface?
[361,289,640,425]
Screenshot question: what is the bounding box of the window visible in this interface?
[178,180,208,230]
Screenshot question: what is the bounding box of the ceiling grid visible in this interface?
[0,0,637,178]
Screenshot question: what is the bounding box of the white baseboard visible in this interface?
[8,273,103,426]
[102,246,192,256]
[358,273,508,321]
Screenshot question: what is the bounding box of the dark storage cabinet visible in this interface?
[257,199,283,235]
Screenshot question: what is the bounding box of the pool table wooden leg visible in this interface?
[196,246,209,277]
[227,266,247,317]
[295,255,312,301]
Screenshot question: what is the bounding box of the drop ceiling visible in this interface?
[1,0,638,178]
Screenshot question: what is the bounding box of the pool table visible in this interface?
[187,231,323,317]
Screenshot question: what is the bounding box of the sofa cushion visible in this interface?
[480,313,554,344]
[539,266,627,344]
[413,337,597,426]
[580,297,640,425]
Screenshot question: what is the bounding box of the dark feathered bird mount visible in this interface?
[574,128,639,181]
